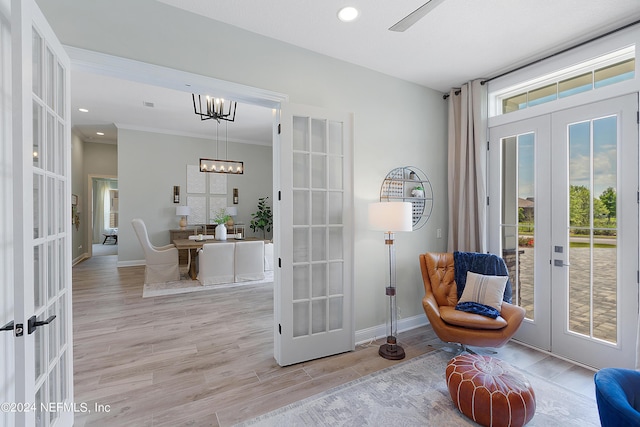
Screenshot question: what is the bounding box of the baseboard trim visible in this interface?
[117,260,145,268]
[72,253,89,266]
[355,314,429,346]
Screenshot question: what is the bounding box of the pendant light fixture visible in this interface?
[199,113,244,175]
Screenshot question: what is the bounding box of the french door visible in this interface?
[489,94,638,368]
[275,103,354,366]
[0,1,74,426]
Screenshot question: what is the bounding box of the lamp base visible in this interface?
[378,340,405,360]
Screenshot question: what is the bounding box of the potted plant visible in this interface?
[213,208,231,240]
[250,197,273,239]
[411,185,424,198]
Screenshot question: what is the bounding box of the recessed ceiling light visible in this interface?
[78,108,89,113]
[96,132,105,136]
[338,6,359,22]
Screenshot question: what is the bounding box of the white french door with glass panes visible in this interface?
[489,94,638,368]
[0,1,74,426]
[275,103,354,366]
[488,115,552,351]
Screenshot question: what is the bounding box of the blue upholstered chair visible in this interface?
[594,368,640,427]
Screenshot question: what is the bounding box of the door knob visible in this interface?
[27,315,56,335]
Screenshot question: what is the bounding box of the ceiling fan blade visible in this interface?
[389,0,447,32]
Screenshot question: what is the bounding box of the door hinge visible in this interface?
[278,123,281,134]
[278,258,282,268]
[487,196,490,206]
[637,111,639,124]
[487,141,490,151]
[637,270,639,283]
[278,324,282,334]
[278,190,281,201]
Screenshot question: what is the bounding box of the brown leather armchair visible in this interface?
[419,252,526,348]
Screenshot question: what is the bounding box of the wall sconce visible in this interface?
[233,188,239,204]
[173,186,180,203]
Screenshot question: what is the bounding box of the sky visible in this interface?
[515,114,617,201]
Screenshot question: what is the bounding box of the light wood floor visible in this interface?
[72,255,596,426]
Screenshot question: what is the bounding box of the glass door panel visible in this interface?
[564,115,619,343]
[501,133,536,320]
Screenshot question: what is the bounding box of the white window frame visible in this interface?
[488,27,640,128]
[493,46,634,116]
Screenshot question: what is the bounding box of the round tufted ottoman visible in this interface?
[446,354,536,427]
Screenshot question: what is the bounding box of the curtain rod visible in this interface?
[443,18,640,100]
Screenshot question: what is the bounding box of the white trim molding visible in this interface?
[65,45,288,109]
[355,314,429,345]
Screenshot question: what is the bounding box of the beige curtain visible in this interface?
[447,80,487,253]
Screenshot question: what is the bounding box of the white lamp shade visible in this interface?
[176,206,191,216]
[369,202,413,232]
[226,206,238,216]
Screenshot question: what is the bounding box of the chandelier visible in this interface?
[192,94,237,123]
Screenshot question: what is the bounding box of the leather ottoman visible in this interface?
[446,354,536,427]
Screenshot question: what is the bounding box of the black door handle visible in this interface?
[1,321,14,332]
[27,315,56,335]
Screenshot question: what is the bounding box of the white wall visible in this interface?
[118,128,273,264]
[83,141,117,176]
[38,0,449,332]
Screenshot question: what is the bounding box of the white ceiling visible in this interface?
[157,0,640,91]
[72,0,640,144]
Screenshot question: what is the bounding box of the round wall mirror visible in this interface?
[379,166,433,230]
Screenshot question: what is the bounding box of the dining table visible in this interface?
[172,238,209,280]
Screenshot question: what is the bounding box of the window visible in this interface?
[104,189,118,229]
[498,47,635,115]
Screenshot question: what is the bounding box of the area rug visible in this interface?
[237,349,599,426]
[142,270,273,297]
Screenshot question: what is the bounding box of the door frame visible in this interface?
[86,174,117,258]
[1,1,15,426]
[69,47,358,366]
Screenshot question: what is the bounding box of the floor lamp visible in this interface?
[369,202,413,360]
